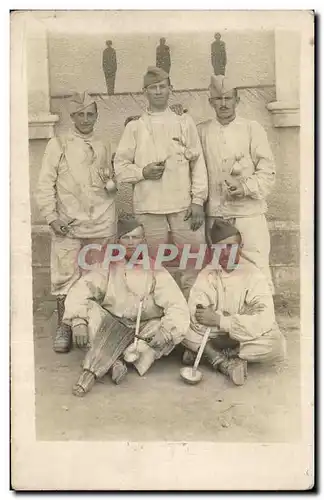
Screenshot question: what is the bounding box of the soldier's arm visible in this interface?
[114,121,145,184]
[241,121,276,200]
[187,268,218,326]
[219,273,276,342]
[36,138,61,225]
[153,268,190,346]
[63,270,108,326]
[185,115,208,206]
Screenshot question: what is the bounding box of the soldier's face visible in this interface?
[145,79,170,109]
[212,234,242,272]
[119,225,145,259]
[71,103,98,134]
[209,90,239,121]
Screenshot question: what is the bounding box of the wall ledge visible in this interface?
[267,101,300,127]
[28,112,59,140]
[31,220,300,234]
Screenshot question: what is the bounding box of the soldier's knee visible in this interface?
[240,332,287,364]
[182,337,200,353]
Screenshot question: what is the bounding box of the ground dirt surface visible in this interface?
[33,290,300,443]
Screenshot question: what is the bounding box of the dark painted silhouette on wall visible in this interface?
[156,38,171,75]
[102,40,117,95]
[211,33,227,76]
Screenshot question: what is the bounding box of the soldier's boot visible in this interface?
[204,343,247,386]
[213,348,248,386]
[223,347,248,379]
[72,369,95,397]
[111,359,128,385]
[53,295,72,353]
[182,349,196,366]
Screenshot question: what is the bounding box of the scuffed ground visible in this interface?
[33,293,300,442]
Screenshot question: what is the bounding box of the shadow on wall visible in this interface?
[48,30,275,94]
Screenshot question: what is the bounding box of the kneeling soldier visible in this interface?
[183,218,286,386]
[63,215,190,396]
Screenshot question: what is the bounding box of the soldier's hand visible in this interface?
[225,178,245,198]
[72,323,89,349]
[195,305,221,327]
[143,161,166,180]
[228,184,245,198]
[148,328,170,350]
[50,219,70,236]
[184,203,204,231]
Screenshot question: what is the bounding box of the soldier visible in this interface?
[102,40,117,95]
[156,38,171,75]
[183,219,286,386]
[63,215,190,396]
[114,66,208,299]
[211,32,227,76]
[36,91,117,354]
[198,75,276,293]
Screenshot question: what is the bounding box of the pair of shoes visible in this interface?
[53,323,72,353]
[111,360,128,385]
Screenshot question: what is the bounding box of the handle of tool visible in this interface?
[193,327,211,372]
[133,300,144,348]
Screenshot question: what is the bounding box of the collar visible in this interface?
[70,127,95,142]
[145,107,172,116]
[214,115,238,128]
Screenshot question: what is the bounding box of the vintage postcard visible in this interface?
[11,10,314,490]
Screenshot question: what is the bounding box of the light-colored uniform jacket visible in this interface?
[186,258,280,344]
[64,262,190,346]
[114,108,208,214]
[36,130,116,238]
[198,116,276,217]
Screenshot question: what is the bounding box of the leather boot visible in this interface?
[53,295,72,353]
[111,359,128,385]
[206,343,247,386]
[72,369,95,397]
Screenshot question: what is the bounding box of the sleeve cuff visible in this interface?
[191,197,205,206]
[138,166,145,181]
[160,326,173,343]
[72,318,88,327]
[241,180,249,197]
[46,214,58,225]
[219,315,231,332]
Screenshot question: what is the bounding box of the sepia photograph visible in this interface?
[11,9,314,490]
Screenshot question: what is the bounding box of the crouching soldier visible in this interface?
[182,218,286,386]
[63,215,190,396]
[36,91,117,354]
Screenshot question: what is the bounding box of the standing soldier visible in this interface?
[36,91,117,354]
[102,40,117,95]
[198,75,276,293]
[114,66,208,298]
[156,38,171,75]
[211,33,227,76]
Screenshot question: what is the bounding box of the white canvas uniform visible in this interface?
[63,262,190,374]
[184,258,286,363]
[114,108,208,297]
[198,116,276,292]
[36,129,117,295]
